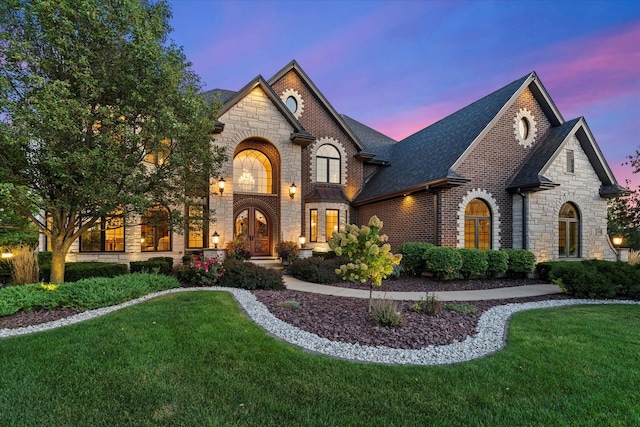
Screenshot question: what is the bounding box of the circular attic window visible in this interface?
[286,96,298,114]
[519,117,530,140]
[513,108,537,148]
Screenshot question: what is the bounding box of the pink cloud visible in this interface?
[533,23,640,115]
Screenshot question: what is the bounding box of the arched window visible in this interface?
[464,199,491,249]
[233,150,273,194]
[316,144,340,183]
[141,207,171,252]
[559,203,580,257]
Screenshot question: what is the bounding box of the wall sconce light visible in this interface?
[289,182,297,199]
[212,231,220,249]
[1,248,13,259]
[217,177,225,196]
[298,235,306,248]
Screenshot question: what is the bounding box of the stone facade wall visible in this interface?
[212,86,301,254]
[527,134,616,261]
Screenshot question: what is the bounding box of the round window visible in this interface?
[286,96,297,114]
[519,117,529,140]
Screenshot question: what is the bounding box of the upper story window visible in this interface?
[316,144,341,184]
[519,117,530,140]
[286,96,298,114]
[566,150,575,173]
[233,149,273,194]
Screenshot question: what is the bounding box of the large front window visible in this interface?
[464,199,491,249]
[187,204,208,248]
[141,208,171,251]
[326,209,339,239]
[559,203,580,257]
[316,145,340,184]
[80,214,125,252]
[233,149,273,194]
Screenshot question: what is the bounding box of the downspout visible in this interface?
[516,188,527,249]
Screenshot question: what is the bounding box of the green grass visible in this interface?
[1,292,639,426]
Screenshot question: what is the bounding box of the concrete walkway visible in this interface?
[282,275,563,301]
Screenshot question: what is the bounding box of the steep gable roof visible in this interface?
[508,117,628,197]
[340,114,396,164]
[206,75,314,147]
[354,73,534,204]
[268,60,365,152]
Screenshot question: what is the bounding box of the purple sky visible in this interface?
[167,0,640,191]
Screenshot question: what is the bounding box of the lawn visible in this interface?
[1,291,639,426]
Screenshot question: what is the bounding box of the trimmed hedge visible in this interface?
[398,242,434,277]
[130,257,174,275]
[218,259,284,290]
[423,247,463,281]
[544,259,640,299]
[503,249,536,278]
[459,249,488,279]
[288,256,345,284]
[40,262,128,283]
[486,250,509,279]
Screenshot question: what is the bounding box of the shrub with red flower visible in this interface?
[175,254,225,286]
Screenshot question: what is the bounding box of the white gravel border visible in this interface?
[1,287,638,365]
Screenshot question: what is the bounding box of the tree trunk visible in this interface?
[49,246,67,284]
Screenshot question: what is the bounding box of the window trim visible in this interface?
[79,214,126,253]
[316,144,341,184]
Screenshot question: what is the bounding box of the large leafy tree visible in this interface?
[608,146,640,250]
[0,0,226,283]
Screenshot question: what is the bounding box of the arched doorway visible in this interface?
[235,207,270,256]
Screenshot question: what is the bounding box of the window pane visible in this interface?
[317,158,328,182]
[233,150,272,194]
[235,210,249,239]
[465,199,490,217]
[255,210,268,238]
[329,158,340,183]
[317,145,339,158]
[81,223,102,252]
[326,210,339,240]
[188,205,204,248]
[141,208,170,252]
[310,209,318,242]
[569,221,578,256]
[104,216,124,251]
[478,219,490,250]
[464,219,477,249]
[560,203,577,218]
[558,221,567,256]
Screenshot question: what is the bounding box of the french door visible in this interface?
[235,208,270,256]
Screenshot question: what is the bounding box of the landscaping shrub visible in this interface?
[0,259,10,285]
[40,262,128,283]
[413,293,442,316]
[503,249,536,278]
[226,236,251,260]
[8,245,39,285]
[535,261,567,281]
[398,242,434,277]
[130,258,173,275]
[371,298,403,327]
[276,241,299,264]
[311,250,336,259]
[582,260,640,296]
[288,256,345,284]
[627,284,640,300]
[422,246,462,280]
[174,255,225,286]
[37,251,52,268]
[218,259,284,290]
[0,273,179,316]
[458,249,488,279]
[549,262,617,299]
[485,250,509,279]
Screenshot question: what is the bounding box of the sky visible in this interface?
[167,0,640,191]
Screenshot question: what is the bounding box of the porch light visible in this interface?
[217,177,225,195]
[289,183,297,199]
[1,248,13,259]
[298,235,306,248]
[212,231,220,249]
[612,235,623,247]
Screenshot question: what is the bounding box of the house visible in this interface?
[49,60,627,264]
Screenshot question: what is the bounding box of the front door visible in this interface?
[235,208,270,256]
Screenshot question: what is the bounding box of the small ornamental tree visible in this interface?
[328,216,402,311]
